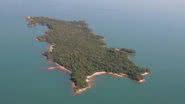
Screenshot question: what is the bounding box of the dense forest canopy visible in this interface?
[26,16,150,93]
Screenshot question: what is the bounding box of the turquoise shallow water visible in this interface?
[0,0,185,103]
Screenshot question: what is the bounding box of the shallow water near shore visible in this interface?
[0,0,185,104]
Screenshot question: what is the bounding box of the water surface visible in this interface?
[0,0,185,103]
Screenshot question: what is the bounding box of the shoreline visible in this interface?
[33,20,150,95]
[73,71,149,95]
[74,71,128,95]
[28,16,151,96]
[48,63,72,74]
[141,72,149,76]
[44,44,149,95]
[48,63,149,95]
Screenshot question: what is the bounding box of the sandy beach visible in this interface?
[138,79,145,83]
[74,71,129,95]
[141,72,149,76]
[48,63,72,74]
[48,63,149,95]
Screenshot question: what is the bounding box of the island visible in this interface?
[26,16,150,95]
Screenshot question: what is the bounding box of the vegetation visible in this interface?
[27,16,150,91]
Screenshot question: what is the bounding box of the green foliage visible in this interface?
[28,17,150,89]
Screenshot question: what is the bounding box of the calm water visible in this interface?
[0,0,185,103]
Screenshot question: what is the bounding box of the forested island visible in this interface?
[26,16,150,95]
